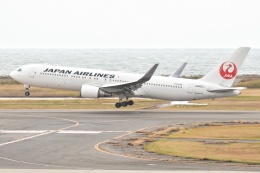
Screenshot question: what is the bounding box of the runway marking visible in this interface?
[100,120,129,123]
[0,130,48,133]
[0,156,80,169]
[0,113,130,168]
[95,124,179,161]
[57,130,100,134]
[0,114,84,169]
[0,131,57,147]
[0,115,79,147]
[0,130,131,134]
[95,127,152,161]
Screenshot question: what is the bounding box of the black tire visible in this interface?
[121,102,128,107]
[25,92,30,96]
[128,100,134,106]
[115,102,121,108]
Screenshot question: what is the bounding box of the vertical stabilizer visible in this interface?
[199,47,250,87]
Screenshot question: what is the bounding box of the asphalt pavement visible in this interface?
[0,110,259,172]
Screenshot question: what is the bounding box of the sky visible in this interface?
[0,0,259,48]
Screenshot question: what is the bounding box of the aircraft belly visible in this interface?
[143,87,184,101]
[27,76,80,91]
[143,86,210,101]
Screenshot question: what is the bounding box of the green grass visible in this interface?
[168,124,260,140]
[160,89,260,111]
[145,140,260,164]
[145,124,260,164]
[0,84,79,97]
[0,99,166,109]
[0,81,260,110]
[0,79,20,85]
[234,96,260,100]
[236,79,260,88]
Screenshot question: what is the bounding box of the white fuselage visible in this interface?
[10,64,240,101]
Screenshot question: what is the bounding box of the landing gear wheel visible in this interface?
[121,102,128,107]
[24,84,30,97]
[128,100,134,106]
[25,91,30,96]
[115,102,121,108]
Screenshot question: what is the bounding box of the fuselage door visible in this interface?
[188,84,193,94]
[29,68,35,78]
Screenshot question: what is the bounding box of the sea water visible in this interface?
[0,49,259,76]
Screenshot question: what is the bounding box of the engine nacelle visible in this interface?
[80,84,112,98]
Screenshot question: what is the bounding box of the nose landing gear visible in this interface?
[24,84,30,96]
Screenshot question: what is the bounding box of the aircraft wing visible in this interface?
[100,64,159,93]
[208,87,246,93]
[170,62,187,78]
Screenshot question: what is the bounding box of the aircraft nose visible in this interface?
[10,70,18,79]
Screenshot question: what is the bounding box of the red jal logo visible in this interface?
[219,62,237,79]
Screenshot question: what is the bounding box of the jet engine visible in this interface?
[80,84,112,98]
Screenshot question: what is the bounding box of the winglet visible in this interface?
[137,64,159,83]
[171,62,187,77]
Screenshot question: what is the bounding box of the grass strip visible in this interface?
[145,140,260,164]
[0,99,165,109]
[168,124,260,140]
[145,123,260,164]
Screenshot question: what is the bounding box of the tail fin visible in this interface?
[199,47,250,87]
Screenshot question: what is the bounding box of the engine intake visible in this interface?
[80,84,112,98]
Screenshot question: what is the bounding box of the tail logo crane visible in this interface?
[219,61,237,79]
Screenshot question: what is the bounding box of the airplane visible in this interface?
[10,47,250,108]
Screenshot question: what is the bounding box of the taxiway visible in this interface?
[0,110,259,172]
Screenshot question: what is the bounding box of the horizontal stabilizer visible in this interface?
[208,87,247,93]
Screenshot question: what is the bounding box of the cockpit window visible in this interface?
[17,68,22,72]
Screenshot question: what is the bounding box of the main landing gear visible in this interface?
[24,84,30,96]
[115,92,134,108]
[115,100,134,108]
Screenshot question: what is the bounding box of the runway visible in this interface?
[0,110,259,172]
